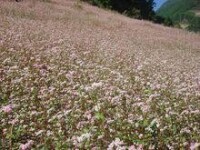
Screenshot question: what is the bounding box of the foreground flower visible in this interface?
[129,144,143,150]
[20,140,34,150]
[8,118,18,125]
[77,133,91,143]
[107,138,126,150]
[91,82,103,89]
[190,142,200,150]
[2,105,12,113]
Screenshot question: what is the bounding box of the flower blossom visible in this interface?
[20,140,34,150]
[9,119,18,125]
[190,142,200,150]
[91,82,103,89]
[2,105,12,113]
[129,144,143,150]
[107,138,125,150]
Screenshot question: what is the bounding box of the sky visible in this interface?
[154,0,167,11]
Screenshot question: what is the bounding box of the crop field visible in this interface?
[0,0,200,149]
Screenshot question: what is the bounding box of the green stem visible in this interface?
[9,124,14,150]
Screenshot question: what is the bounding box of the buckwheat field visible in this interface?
[0,0,200,149]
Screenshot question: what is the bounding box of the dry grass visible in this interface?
[0,0,200,149]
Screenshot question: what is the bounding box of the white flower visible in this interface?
[146,118,159,133]
[94,104,101,111]
[107,138,125,150]
[35,130,44,136]
[91,82,103,89]
[77,133,91,143]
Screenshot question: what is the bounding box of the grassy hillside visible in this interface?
[157,0,200,32]
[0,0,200,149]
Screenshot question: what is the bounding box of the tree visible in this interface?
[82,0,156,20]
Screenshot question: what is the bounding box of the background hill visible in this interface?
[157,0,200,32]
[0,0,200,149]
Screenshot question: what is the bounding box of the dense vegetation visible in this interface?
[82,0,174,27]
[82,0,155,20]
[157,0,200,32]
[1,0,200,149]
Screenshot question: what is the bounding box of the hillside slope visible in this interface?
[0,0,200,149]
[157,0,198,17]
[157,0,200,31]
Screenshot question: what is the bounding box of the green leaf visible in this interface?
[95,112,105,121]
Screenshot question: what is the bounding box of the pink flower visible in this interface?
[190,142,200,150]
[2,105,12,113]
[91,147,98,150]
[129,145,137,150]
[9,119,18,125]
[20,140,34,150]
[108,138,125,150]
[129,144,143,150]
